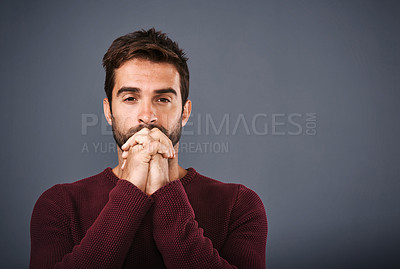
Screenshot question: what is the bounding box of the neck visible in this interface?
[113,142,187,180]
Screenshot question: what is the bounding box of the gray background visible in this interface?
[1,0,399,268]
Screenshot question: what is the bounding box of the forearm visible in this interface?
[151,181,267,269]
[151,180,236,268]
[30,180,153,269]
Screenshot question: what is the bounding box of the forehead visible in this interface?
[113,59,180,95]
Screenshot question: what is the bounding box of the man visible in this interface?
[30,28,267,268]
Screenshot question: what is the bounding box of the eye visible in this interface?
[157,98,170,103]
[124,97,136,102]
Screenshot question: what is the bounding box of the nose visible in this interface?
[138,100,157,124]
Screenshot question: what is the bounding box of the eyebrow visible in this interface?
[116,87,140,97]
[154,88,177,96]
[116,87,177,97]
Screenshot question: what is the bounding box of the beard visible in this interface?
[111,115,183,150]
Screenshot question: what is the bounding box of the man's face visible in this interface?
[104,58,190,149]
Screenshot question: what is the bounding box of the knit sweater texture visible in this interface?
[30,167,267,268]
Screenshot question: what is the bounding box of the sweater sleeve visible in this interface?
[30,180,153,269]
[219,184,268,268]
[151,180,267,269]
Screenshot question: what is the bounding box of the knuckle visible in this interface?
[135,134,144,139]
[141,128,150,134]
[151,141,161,149]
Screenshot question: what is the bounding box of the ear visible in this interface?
[103,98,113,126]
[181,100,192,127]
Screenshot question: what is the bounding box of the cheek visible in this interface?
[112,114,134,132]
[112,105,139,125]
[160,112,181,130]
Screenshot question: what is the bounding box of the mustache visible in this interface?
[124,124,169,142]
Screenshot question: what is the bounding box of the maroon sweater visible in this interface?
[30,167,267,268]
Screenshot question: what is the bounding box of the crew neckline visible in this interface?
[103,167,197,187]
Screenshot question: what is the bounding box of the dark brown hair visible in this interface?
[102,28,189,109]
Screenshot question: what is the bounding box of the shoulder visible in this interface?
[34,168,115,209]
[186,168,265,211]
[185,169,238,199]
[192,171,268,233]
[60,168,116,195]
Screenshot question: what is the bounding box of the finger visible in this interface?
[121,150,129,159]
[122,144,144,159]
[122,133,154,151]
[121,159,126,170]
[121,144,147,169]
[146,141,170,158]
[149,128,175,158]
[121,128,151,150]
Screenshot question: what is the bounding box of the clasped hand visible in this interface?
[120,128,175,195]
